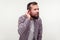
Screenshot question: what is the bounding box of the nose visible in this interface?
[36,8,39,12]
[36,10,39,14]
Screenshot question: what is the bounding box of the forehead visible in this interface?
[30,4,39,9]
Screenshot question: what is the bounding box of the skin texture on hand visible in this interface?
[25,10,31,19]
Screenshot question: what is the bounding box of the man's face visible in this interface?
[29,4,39,19]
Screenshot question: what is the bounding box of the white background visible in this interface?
[0,0,60,40]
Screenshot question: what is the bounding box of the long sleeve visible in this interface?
[18,16,30,36]
[37,18,42,40]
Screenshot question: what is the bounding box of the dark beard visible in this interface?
[30,15,39,19]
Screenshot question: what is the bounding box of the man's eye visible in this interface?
[34,8,39,10]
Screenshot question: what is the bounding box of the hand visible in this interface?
[25,10,31,19]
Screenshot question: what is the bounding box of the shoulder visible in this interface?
[19,14,27,20]
[18,14,27,23]
[37,17,42,26]
[38,17,42,22]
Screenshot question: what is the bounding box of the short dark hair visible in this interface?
[27,2,38,10]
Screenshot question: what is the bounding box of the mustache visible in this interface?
[35,12,39,16]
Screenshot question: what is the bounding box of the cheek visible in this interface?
[30,10,37,16]
[31,11,36,14]
[30,13,35,16]
[32,10,36,13]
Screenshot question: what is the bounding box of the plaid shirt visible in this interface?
[18,15,42,40]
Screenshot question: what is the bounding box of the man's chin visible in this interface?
[32,16,39,19]
[34,17,39,19]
